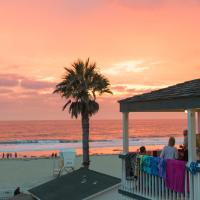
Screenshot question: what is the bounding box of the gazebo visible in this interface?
[118,78,200,200]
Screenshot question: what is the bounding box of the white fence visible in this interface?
[0,190,13,200]
[119,159,200,200]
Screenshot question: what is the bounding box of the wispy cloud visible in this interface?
[114,0,164,8]
[111,83,169,96]
[0,73,56,90]
[114,0,200,9]
[0,74,21,87]
[20,79,55,90]
[0,88,13,94]
[103,60,149,75]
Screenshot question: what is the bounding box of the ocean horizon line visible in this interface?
[0,118,187,122]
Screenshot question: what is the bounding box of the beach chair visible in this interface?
[53,149,76,177]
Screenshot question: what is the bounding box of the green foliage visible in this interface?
[53,58,112,118]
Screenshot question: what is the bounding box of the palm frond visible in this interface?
[54,58,112,118]
[88,100,99,116]
[62,100,71,111]
[85,57,90,68]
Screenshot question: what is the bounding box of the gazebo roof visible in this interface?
[119,78,200,112]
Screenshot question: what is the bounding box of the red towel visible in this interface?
[165,159,187,193]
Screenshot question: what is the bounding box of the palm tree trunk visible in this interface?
[81,113,90,168]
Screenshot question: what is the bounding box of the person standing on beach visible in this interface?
[160,136,178,159]
[15,152,17,158]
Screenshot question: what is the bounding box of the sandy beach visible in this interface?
[0,154,121,192]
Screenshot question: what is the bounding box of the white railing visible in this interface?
[119,157,200,200]
[193,170,200,200]
[0,188,30,200]
[120,169,190,200]
[0,190,13,200]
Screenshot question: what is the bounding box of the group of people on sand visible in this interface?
[51,152,58,158]
[138,129,188,161]
[1,152,18,159]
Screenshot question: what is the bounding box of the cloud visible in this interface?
[126,88,152,94]
[103,60,149,75]
[113,0,164,8]
[20,79,56,90]
[0,74,21,87]
[113,0,200,9]
[0,88,13,94]
[65,0,106,10]
[0,73,57,90]
[110,83,168,97]
[111,85,127,92]
[110,85,153,96]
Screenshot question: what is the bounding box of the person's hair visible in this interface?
[183,129,188,136]
[139,146,146,153]
[168,136,175,147]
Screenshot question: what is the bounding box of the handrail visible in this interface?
[119,153,192,200]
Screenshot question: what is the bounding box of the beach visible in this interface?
[0,154,121,192]
[0,119,186,198]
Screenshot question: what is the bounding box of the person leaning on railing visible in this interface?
[160,136,178,160]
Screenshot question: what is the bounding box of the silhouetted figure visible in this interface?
[15,152,17,158]
[6,153,9,159]
[152,150,158,157]
[2,153,5,159]
[182,129,188,161]
[55,153,57,157]
[139,146,146,155]
[51,153,54,158]
[14,187,20,196]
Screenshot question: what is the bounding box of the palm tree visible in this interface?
[53,58,112,168]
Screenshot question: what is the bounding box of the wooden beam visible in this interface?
[120,97,200,112]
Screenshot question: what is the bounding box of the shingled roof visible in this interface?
[29,168,120,200]
[119,78,200,112]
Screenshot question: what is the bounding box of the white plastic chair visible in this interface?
[53,149,76,177]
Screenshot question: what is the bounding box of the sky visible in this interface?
[0,0,200,120]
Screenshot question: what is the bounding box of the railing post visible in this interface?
[197,111,200,134]
[187,109,196,200]
[121,112,129,194]
[187,109,196,163]
[122,112,129,154]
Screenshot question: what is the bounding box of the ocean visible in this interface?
[0,119,187,157]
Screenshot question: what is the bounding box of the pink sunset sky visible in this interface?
[0,0,200,120]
